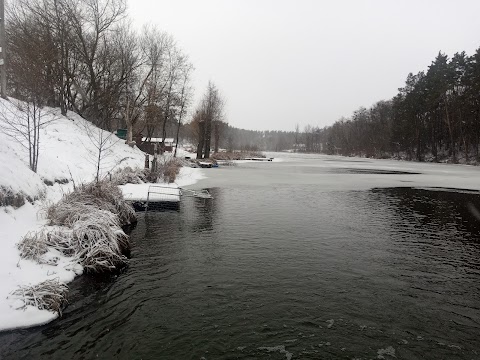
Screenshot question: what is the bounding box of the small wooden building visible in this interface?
[135,135,176,155]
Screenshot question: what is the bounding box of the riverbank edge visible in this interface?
[0,165,205,332]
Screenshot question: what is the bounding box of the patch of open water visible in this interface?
[1,155,480,359]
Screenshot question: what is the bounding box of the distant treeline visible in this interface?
[303,49,480,163]
[181,123,297,152]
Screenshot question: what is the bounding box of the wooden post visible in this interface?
[144,154,150,169]
[152,143,158,173]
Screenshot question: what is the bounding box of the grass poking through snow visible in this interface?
[11,279,69,316]
[14,179,137,314]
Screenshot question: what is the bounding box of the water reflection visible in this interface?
[188,187,219,233]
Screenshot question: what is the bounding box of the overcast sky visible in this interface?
[129,0,480,131]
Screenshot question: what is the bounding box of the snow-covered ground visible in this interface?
[0,98,202,331]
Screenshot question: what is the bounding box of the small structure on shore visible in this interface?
[120,183,212,212]
[133,135,176,155]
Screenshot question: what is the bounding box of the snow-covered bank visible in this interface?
[0,203,84,330]
[0,98,203,331]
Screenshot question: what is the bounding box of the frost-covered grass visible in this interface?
[10,279,68,316]
[48,181,136,227]
[17,229,51,265]
[43,180,135,272]
[111,166,148,185]
[13,179,134,317]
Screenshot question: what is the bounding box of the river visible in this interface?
[1,153,480,359]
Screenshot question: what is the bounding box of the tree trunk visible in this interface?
[174,115,182,157]
[196,121,205,159]
[214,121,220,153]
[204,118,212,159]
[125,93,134,145]
[444,99,456,163]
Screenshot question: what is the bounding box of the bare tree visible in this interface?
[63,0,127,127]
[136,27,172,142]
[0,99,57,172]
[173,62,193,157]
[79,118,119,182]
[195,81,224,158]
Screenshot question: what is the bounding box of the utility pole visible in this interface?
[0,0,6,99]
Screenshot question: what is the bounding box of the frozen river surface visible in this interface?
[1,153,480,359]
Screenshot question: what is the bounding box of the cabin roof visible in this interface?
[141,137,175,143]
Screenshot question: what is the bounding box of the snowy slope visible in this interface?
[0,98,146,331]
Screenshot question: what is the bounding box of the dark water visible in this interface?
[1,157,480,360]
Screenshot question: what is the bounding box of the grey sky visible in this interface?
[129,0,480,131]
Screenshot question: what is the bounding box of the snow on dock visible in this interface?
[120,183,181,211]
[120,183,181,203]
[119,183,213,211]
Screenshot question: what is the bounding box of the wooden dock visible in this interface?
[119,184,212,212]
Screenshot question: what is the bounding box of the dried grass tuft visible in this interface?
[45,227,75,256]
[157,158,182,183]
[17,230,49,264]
[11,279,68,315]
[71,210,129,272]
[111,166,147,185]
[48,180,136,226]
[42,209,130,272]
[40,180,135,273]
